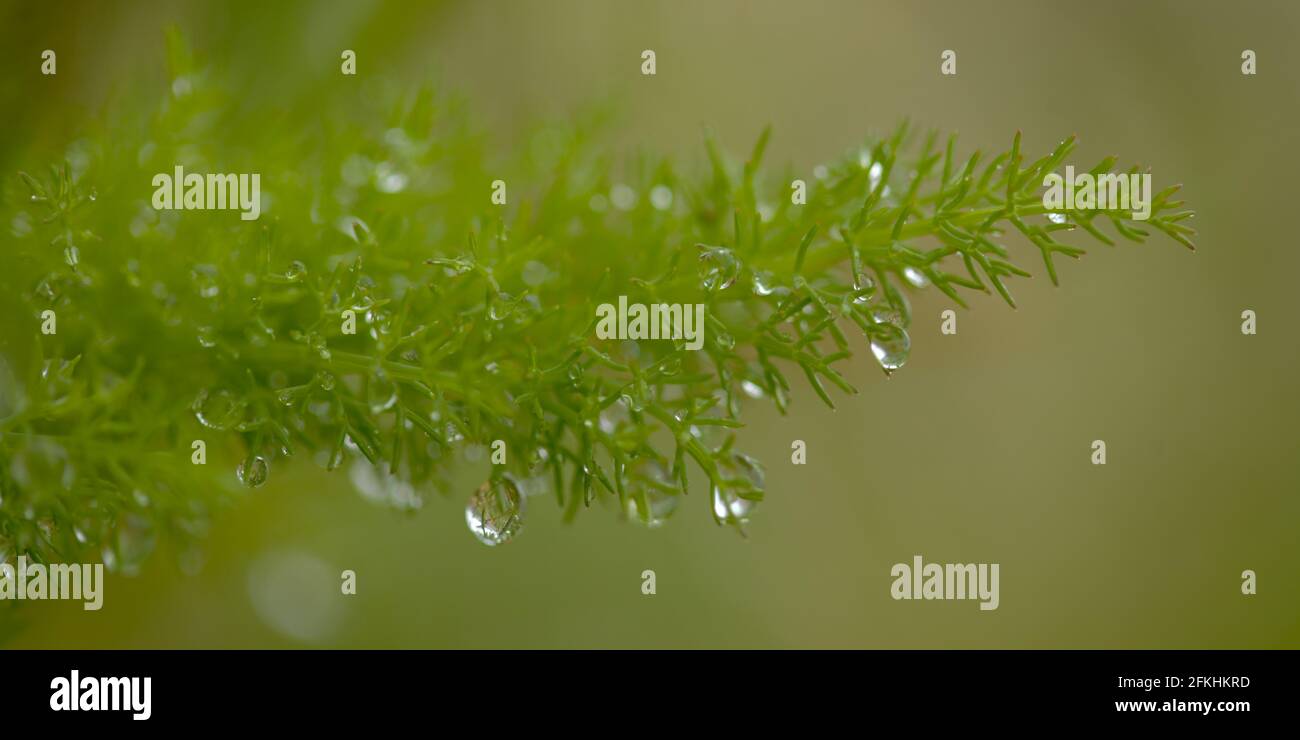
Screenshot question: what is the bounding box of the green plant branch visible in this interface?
[0,43,1195,574]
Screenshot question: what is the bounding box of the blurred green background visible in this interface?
[2,0,1296,648]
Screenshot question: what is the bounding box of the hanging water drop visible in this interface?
[285,260,307,281]
[726,452,765,491]
[193,388,245,430]
[903,266,929,287]
[752,269,785,297]
[870,323,911,373]
[626,460,679,528]
[465,477,525,546]
[711,452,763,528]
[853,268,876,295]
[697,244,739,292]
[237,454,269,488]
[712,484,756,526]
[366,307,392,340]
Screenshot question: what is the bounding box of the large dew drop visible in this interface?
[712,484,756,526]
[193,388,245,430]
[465,477,525,546]
[870,323,911,373]
[625,460,679,528]
[697,244,739,292]
[237,455,269,488]
[712,453,763,528]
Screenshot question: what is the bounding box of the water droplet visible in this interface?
[626,461,679,527]
[726,452,765,490]
[903,267,929,287]
[237,455,269,488]
[87,189,98,202]
[1047,212,1066,224]
[285,260,307,281]
[870,323,911,373]
[193,388,245,430]
[698,244,739,292]
[712,484,756,526]
[741,380,764,399]
[465,477,525,546]
[751,270,777,296]
[366,307,392,340]
[315,371,336,391]
[63,245,79,268]
[649,185,673,211]
[853,269,876,295]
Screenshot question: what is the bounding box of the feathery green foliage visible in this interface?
[0,34,1195,575]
